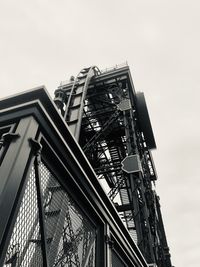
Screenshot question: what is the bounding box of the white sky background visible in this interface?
[0,0,200,266]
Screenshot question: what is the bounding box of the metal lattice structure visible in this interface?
[0,86,149,267]
[0,64,173,267]
[54,63,173,267]
[2,141,96,267]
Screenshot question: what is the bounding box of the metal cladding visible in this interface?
[136,92,156,150]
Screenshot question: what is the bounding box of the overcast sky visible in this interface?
[0,1,200,266]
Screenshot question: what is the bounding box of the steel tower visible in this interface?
[54,63,173,267]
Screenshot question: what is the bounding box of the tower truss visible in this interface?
[54,63,173,267]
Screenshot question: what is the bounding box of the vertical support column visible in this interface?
[105,224,114,267]
[0,116,39,266]
[123,106,155,264]
[105,224,111,267]
[123,109,143,244]
[31,139,49,267]
[155,195,172,267]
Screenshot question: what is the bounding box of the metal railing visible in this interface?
[100,62,128,74]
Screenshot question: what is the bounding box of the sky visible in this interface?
[0,1,200,266]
